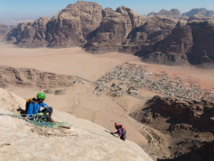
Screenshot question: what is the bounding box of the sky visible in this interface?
[0,0,214,19]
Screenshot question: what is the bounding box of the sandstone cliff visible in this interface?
[7,17,49,47]
[46,1,103,47]
[0,66,74,89]
[84,6,143,53]
[123,16,178,54]
[136,19,214,67]
[5,1,214,67]
[0,25,14,41]
[0,88,153,161]
[131,95,214,161]
[187,20,214,67]
[7,1,103,48]
[141,96,214,133]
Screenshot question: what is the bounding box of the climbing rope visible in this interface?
[0,113,69,128]
[0,112,114,138]
[50,112,114,137]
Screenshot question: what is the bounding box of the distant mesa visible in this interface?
[3,1,214,68]
[147,9,181,19]
[0,17,38,26]
[148,8,214,19]
[0,25,14,41]
[182,8,214,17]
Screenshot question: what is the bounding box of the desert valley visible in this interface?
[0,1,214,161]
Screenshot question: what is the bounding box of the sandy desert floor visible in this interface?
[1,42,214,148]
[1,42,213,89]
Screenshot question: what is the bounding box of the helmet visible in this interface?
[115,122,119,127]
[37,93,46,100]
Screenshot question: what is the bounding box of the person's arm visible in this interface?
[40,102,48,108]
[111,130,119,135]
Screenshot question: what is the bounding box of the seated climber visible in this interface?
[111,122,126,141]
[24,92,54,122]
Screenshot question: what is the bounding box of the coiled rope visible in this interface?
[0,113,115,138]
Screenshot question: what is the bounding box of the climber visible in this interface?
[111,122,126,141]
[24,92,54,122]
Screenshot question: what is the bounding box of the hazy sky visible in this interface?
[0,0,213,19]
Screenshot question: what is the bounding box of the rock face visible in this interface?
[186,20,214,66]
[5,2,214,67]
[46,1,103,47]
[138,21,192,65]
[84,6,143,53]
[130,95,214,160]
[144,96,214,133]
[7,1,103,48]
[136,19,214,67]
[0,25,13,41]
[7,1,144,52]
[7,17,49,47]
[157,141,214,161]
[0,66,74,89]
[0,88,153,161]
[182,8,214,17]
[124,16,178,54]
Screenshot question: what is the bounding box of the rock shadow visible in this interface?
[157,141,214,161]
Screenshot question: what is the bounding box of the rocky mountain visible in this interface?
[148,8,214,19]
[0,88,153,161]
[7,17,49,47]
[121,16,178,54]
[131,95,214,161]
[46,1,103,48]
[182,8,214,17]
[0,25,14,41]
[136,19,214,67]
[84,6,144,53]
[5,1,214,67]
[0,66,74,89]
[148,9,181,19]
[8,1,103,48]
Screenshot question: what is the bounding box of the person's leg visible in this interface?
[120,135,126,141]
[44,114,54,122]
[41,107,53,116]
[42,107,54,122]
